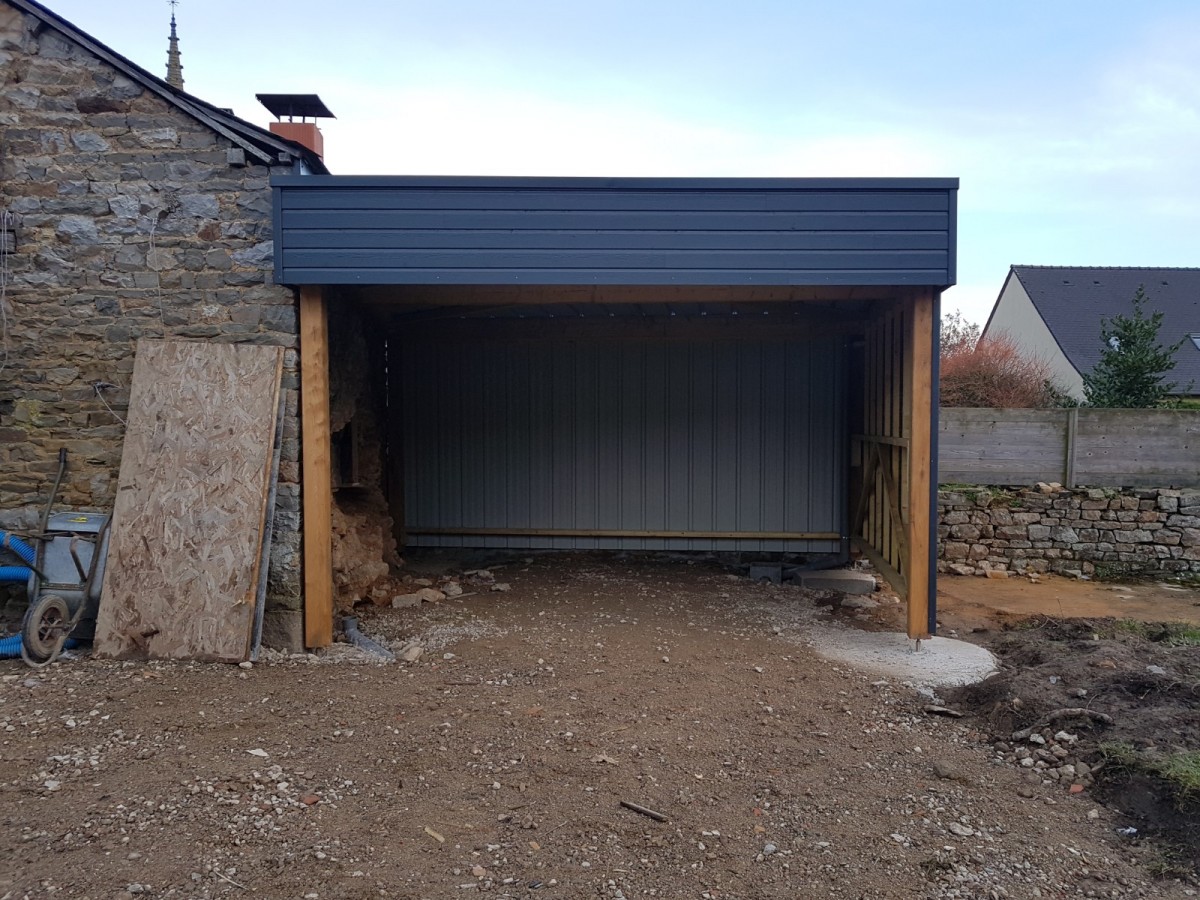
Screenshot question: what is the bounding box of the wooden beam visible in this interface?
[850,442,880,538]
[852,434,911,449]
[876,449,909,561]
[390,315,862,345]
[360,283,903,308]
[299,286,333,648]
[905,290,935,639]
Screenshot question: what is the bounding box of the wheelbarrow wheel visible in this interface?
[21,594,71,667]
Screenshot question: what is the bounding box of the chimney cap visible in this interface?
[256,93,335,121]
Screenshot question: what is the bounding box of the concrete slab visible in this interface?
[807,626,998,688]
[749,564,783,584]
[798,569,877,595]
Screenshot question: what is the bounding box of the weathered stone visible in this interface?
[260,609,304,652]
[944,541,969,560]
[179,193,219,218]
[137,127,179,148]
[55,215,100,244]
[949,523,981,541]
[232,241,273,266]
[1049,526,1079,543]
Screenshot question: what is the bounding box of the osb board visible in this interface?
[94,340,284,663]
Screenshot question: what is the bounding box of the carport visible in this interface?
[270,176,957,647]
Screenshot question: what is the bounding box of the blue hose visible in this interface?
[0,565,31,583]
[0,530,34,586]
[1,531,36,566]
[0,634,81,660]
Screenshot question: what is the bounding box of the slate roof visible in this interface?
[8,0,329,174]
[993,266,1200,395]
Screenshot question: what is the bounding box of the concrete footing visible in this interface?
[797,569,877,595]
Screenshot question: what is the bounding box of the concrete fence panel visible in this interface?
[939,408,1200,488]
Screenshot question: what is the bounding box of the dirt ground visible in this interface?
[937,575,1200,633]
[935,574,1200,879]
[2,557,1198,899]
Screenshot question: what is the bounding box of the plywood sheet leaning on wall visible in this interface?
[94,340,285,663]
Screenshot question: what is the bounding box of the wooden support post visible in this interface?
[1064,407,1079,488]
[905,291,935,640]
[299,286,333,648]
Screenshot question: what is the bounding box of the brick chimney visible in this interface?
[269,121,324,159]
[256,94,335,162]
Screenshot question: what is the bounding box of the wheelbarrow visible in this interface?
[16,449,111,667]
[20,510,111,667]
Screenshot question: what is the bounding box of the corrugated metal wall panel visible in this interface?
[273,176,958,287]
[400,337,845,552]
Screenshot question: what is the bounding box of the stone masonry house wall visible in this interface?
[0,1,317,645]
[937,486,1200,578]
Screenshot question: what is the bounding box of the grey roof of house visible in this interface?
[1004,266,1200,394]
[9,0,328,174]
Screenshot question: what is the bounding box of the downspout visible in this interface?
[928,292,942,636]
[341,617,395,661]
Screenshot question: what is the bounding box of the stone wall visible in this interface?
[0,6,303,640]
[327,302,398,610]
[937,486,1200,578]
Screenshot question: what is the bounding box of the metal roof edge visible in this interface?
[270,175,959,191]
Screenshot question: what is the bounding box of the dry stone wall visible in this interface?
[937,486,1200,578]
[0,6,303,640]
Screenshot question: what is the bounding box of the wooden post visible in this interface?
[905,291,935,640]
[1065,407,1079,488]
[299,286,333,648]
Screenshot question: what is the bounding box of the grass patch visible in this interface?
[1101,742,1200,800]
[1145,848,1195,880]
[1099,741,1141,770]
[1093,560,1157,583]
[1159,753,1200,796]
[1104,620,1200,647]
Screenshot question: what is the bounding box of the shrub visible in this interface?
[940,324,1065,408]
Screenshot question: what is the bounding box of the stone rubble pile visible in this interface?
[991,728,1098,790]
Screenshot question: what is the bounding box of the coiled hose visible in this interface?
[0,531,35,657]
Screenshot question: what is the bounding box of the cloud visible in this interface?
[322,80,947,177]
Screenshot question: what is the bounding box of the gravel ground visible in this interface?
[1,556,1194,899]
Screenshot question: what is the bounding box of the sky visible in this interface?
[39,0,1200,325]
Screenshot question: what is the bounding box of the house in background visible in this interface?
[0,0,326,647]
[983,266,1200,400]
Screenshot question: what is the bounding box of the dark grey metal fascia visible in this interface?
[271,175,959,288]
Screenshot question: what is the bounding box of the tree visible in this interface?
[1082,286,1184,408]
[939,312,1067,407]
[941,310,981,359]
